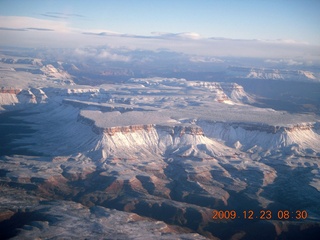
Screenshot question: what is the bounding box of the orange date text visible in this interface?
[212,210,308,220]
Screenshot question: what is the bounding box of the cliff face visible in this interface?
[30,88,48,103]
[199,120,320,153]
[0,88,48,109]
[220,83,255,103]
[17,88,48,104]
[173,125,204,136]
[40,64,74,82]
[55,88,100,96]
[0,88,22,94]
[217,122,314,134]
[77,111,320,157]
[78,113,154,135]
[184,81,250,103]
[0,90,20,107]
[188,81,255,103]
[78,113,204,136]
[77,113,217,160]
[100,124,154,135]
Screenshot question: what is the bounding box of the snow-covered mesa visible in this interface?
[2,77,319,157]
[227,66,319,81]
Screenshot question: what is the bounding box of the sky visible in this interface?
[0,0,319,61]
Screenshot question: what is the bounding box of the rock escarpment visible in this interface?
[78,112,204,136]
[199,120,320,154]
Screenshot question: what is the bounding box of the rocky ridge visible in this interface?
[227,66,319,81]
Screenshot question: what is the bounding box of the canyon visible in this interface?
[0,55,320,239]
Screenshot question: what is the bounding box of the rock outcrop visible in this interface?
[0,88,22,94]
[0,88,48,108]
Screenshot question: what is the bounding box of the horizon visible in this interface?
[0,0,319,63]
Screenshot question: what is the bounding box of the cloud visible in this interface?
[0,27,54,32]
[0,16,319,63]
[83,31,203,40]
[27,27,54,31]
[151,32,202,40]
[0,16,68,32]
[259,38,309,45]
[0,27,27,31]
[82,30,123,37]
[41,12,85,19]
[82,31,154,39]
[74,47,131,62]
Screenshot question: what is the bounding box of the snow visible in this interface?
[0,93,18,106]
[9,76,318,162]
[1,53,320,239]
[227,66,320,82]
[0,181,207,239]
[199,120,320,152]
[80,110,176,128]
[298,70,316,80]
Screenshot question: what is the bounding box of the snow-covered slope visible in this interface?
[0,92,19,107]
[127,77,254,104]
[40,64,75,84]
[199,121,320,154]
[220,83,255,103]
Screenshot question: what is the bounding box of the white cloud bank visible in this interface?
[74,48,131,62]
[0,16,319,63]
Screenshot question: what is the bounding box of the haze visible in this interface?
[0,0,320,62]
